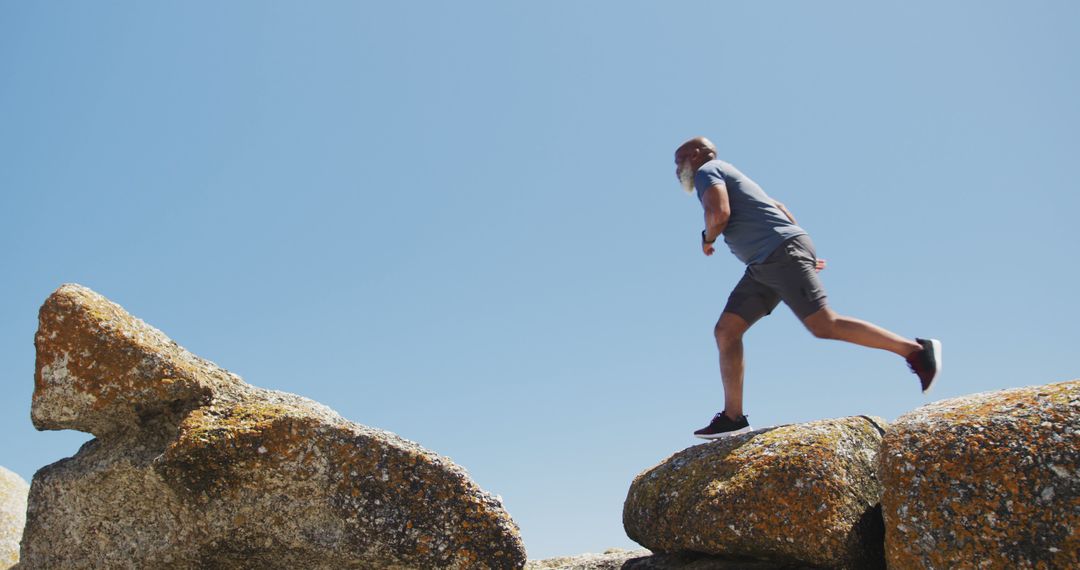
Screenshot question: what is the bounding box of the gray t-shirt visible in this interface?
[694,159,806,265]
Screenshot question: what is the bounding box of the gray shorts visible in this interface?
[723,234,828,324]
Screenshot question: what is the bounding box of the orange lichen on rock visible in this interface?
[21,284,527,569]
[32,284,242,438]
[879,379,1080,570]
[623,416,888,569]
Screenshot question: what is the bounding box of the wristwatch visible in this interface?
[701,230,716,245]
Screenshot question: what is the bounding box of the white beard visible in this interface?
[677,161,695,195]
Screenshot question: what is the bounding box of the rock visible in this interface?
[527,549,817,569]
[618,552,817,570]
[623,416,887,569]
[20,284,526,569]
[1,466,29,570]
[526,548,652,570]
[878,379,1080,569]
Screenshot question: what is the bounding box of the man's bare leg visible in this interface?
[714,312,752,420]
[802,307,921,356]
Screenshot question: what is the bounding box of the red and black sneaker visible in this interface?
[906,338,942,393]
[693,411,752,440]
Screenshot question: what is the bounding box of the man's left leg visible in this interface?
[802,307,941,392]
[760,235,942,392]
[802,307,919,357]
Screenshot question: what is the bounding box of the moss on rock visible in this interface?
[623,416,887,569]
[879,379,1080,569]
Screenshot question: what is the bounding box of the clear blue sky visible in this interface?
[2,1,1077,559]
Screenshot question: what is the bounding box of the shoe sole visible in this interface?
[694,425,753,440]
[922,338,942,394]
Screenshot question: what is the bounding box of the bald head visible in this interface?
[674,137,717,168]
[674,136,718,194]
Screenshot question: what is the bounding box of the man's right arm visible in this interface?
[772,198,827,272]
[773,200,797,225]
[701,183,730,256]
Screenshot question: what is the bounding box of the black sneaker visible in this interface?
[906,338,942,393]
[694,411,752,440]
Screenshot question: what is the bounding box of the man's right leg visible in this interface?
[693,273,780,439]
[714,311,751,420]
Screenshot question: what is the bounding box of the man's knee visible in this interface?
[714,318,744,348]
[804,310,838,339]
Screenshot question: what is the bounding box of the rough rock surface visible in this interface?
[526,549,817,569]
[624,417,887,569]
[879,379,1080,569]
[526,548,652,570]
[20,284,525,569]
[0,466,29,570]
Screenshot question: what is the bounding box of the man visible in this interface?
[674,136,941,439]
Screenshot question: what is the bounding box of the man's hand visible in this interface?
[815,259,827,272]
[701,184,730,256]
[701,230,716,256]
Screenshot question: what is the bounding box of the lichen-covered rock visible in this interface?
[0,466,29,570]
[878,379,1080,569]
[20,284,526,569]
[623,417,887,569]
